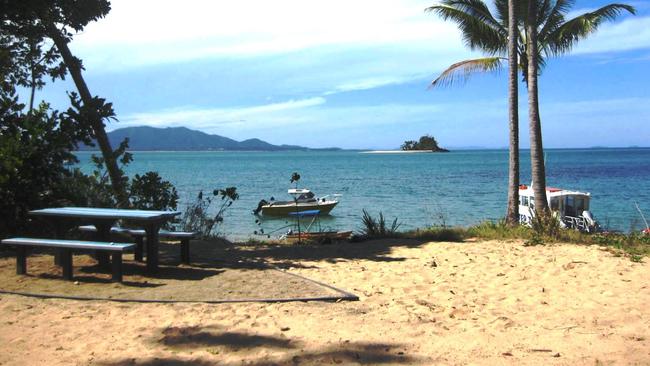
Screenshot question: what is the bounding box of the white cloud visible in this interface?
[572,16,650,55]
[72,0,463,68]
[119,97,326,130]
[324,74,428,95]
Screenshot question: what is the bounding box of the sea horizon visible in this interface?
[76,147,650,240]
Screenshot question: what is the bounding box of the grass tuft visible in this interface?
[359,209,401,239]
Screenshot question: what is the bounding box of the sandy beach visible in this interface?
[360,150,438,154]
[0,239,648,365]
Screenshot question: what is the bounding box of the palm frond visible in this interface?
[545,4,636,56]
[426,3,507,55]
[430,57,505,88]
[433,0,504,30]
[539,0,574,38]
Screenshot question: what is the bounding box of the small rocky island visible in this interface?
[401,135,449,152]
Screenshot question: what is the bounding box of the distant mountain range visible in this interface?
[79,126,340,151]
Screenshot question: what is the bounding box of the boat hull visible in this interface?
[260,201,338,216]
[285,230,353,241]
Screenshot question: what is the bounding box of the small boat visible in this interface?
[519,184,599,233]
[254,188,340,216]
[281,210,352,242]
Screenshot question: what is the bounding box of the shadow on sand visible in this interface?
[98,325,416,365]
[181,236,449,271]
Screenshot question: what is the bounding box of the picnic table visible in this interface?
[29,207,181,273]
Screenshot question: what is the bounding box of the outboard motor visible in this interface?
[253,199,269,215]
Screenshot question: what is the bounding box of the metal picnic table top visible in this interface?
[29,207,182,273]
[29,207,181,221]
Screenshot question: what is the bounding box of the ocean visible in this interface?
[75,148,650,239]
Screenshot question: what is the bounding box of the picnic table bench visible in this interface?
[1,238,134,282]
[29,207,180,273]
[78,225,196,264]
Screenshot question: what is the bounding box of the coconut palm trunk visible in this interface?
[526,0,548,214]
[505,0,520,225]
[46,23,130,208]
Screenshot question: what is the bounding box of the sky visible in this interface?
[33,0,650,149]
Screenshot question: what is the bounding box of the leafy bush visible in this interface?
[0,101,92,236]
[130,172,178,211]
[179,187,239,238]
[359,209,401,238]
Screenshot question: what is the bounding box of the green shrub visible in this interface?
[130,172,178,211]
[179,187,239,238]
[359,209,401,238]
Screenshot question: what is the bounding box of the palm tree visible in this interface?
[427,0,634,215]
[506,0,519,225]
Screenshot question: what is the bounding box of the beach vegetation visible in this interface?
[466,220,531,241]
[130,172,179,211]
[404,227,466,242]
[179,187,239,238]
[465,220,649,261]
[0,102,91,236]
[359,209,402,238]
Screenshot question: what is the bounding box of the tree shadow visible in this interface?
[37,273,164,288]
[100,326,416,365]
[159,326,295,350]
[76,261,225,281]
[97,358,214,366]
[251,341,417,365]
[176,237,439,271]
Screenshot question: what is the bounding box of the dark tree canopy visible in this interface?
[0,0,182,237]
[401,135,448,152]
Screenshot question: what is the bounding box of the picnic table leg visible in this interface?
[94,221,113,268]
[16,246,27,275]
[145,224,160,273]
[111,252,123,282]
[53,218,67,266]
[180,238,190,264]
[134,236,144,262]
[60,248,73,281]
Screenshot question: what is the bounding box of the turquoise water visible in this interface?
[75,149,650,239]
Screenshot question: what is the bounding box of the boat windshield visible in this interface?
[296,192,316,202]
[565,195,588,217]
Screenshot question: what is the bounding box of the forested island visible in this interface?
[401,135,449,152]
[79,126,341,151]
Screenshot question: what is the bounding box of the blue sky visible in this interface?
[33,0,650,149]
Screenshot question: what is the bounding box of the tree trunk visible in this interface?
[46,23,130,208]
[29,62,36,114]
[505,0,520,226]
[526,1,549,214]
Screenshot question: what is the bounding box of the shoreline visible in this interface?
[360,150,443,154]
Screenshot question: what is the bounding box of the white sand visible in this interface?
[0,239,648,365]
[360,150,435,154]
